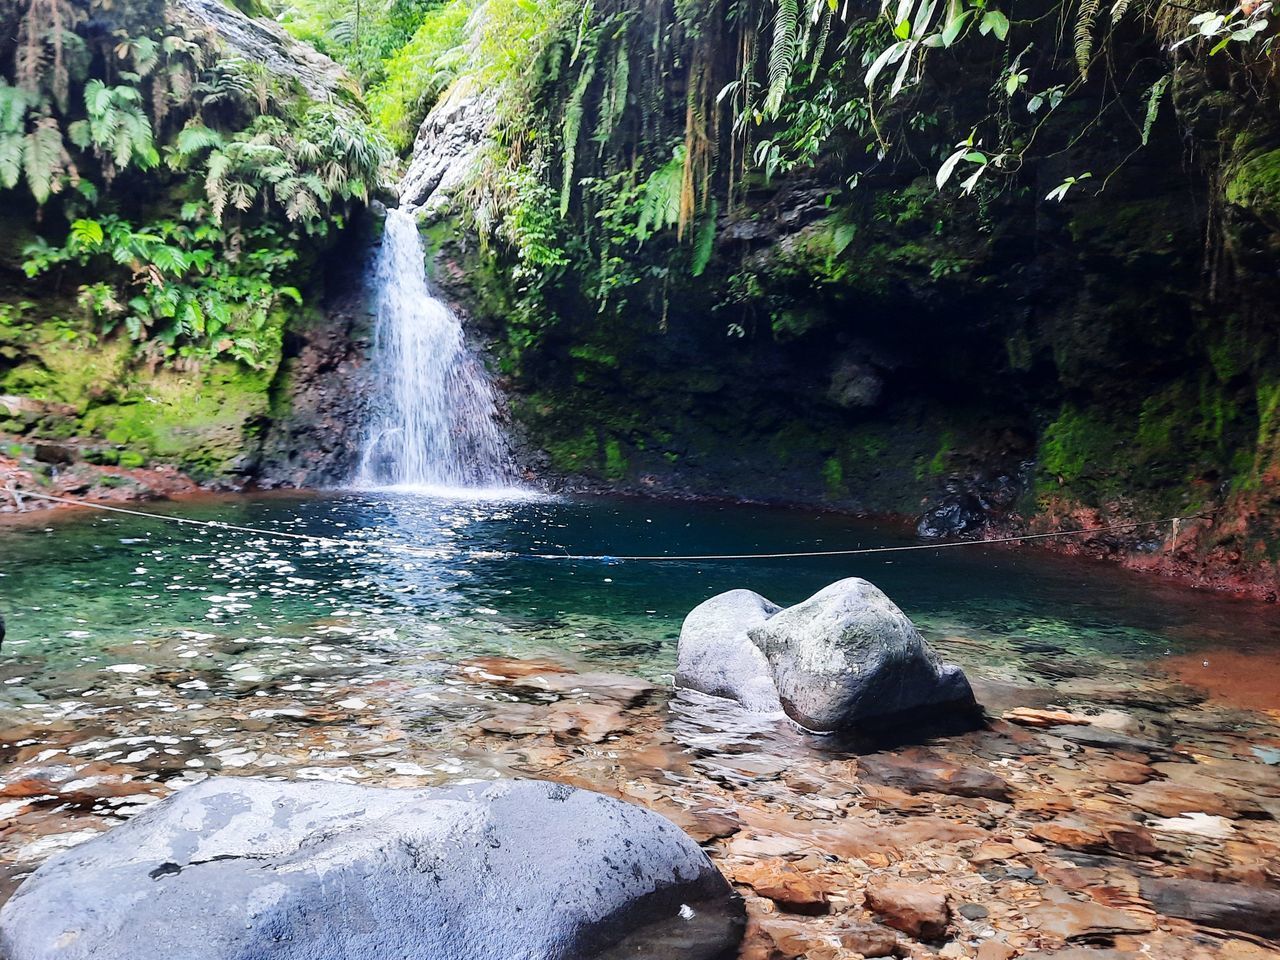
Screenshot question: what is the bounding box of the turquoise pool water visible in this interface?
[2,490,1276,684]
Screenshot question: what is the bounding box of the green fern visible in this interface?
[559,60,597,216]
[69,218,104,247]
[1074,0,1101,77]
[808,9,831,84]
[636,145,685,241]
[0,83,34,133]
[595,39,630,148]
[766,0,799,116]
[174,124,225,158]
[0,133,22,189]
[691,200,718,276]
[1141,74,1170,145]
[82,80,159,173]
[24,116,68,204]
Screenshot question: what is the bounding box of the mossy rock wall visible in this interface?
[425,50,1280,590]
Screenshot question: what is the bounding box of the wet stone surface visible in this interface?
[2,639,1278,959]
[1,493,1279,958]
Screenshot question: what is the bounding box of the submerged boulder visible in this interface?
[674,578,978,734]
[750,578,978,732]
[676,589,783,712]
[0,777,744,960]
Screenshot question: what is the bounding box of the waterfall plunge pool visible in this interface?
[1,490,1278,951]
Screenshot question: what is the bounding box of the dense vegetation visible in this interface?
[1,0,387,367]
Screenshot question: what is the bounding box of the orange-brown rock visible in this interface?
[748,914,898,959]
[1025,891,1155,941]
[731,858,830,914]
[1031,814,1156,856]
[1003,708,1090,728]
[864,879,950,940]
[456,656,573,680]
[859,748,1011,800]
[977,942,1018,960]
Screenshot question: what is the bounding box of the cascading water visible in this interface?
[356,208,517,490]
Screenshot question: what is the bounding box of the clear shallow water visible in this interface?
[4,492,1280,953]
[2,491,1278,684]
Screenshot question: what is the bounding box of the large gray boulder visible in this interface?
[748,578,977,732]
[0,777,744,960]
[676,589,783,712]
[674,578,978,734]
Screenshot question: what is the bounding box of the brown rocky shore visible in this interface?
[1,637,1276,959]
[0,447,200,514]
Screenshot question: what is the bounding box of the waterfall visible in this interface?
[356,208,516,491]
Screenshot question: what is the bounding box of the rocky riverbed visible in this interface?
[1,634,1276,958]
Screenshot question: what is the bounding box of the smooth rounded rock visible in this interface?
[0,777,745,960]
[676,589,783,712]
[747,577,978,732]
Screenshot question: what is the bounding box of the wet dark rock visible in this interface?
[1138,876,1280,938]
[957,903,989,920]
[827,356,884,409]
[32,444,75,465]
[255,268,372,487]
[676,589,783,713]
[400,93,495,216]
[917,487,988,539]
[747,578,980,733]
[917,471,1026,540]
[0,777,745,960]
[858,748,1010,800]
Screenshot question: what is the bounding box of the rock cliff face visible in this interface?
[399,90,495,216]
[171,0,349,101]
[254,230,375,488]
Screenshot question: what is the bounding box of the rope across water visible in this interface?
[5,484,1205,562]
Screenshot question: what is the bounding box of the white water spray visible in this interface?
[356,208,516,491]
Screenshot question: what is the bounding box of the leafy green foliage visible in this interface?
[1074,0,1101,77]
[366,0,477,151]
[23,213,300,367]
[1,0,390,374]
[636,147,687,242]
[767,0,799,115]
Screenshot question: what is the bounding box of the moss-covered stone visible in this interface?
[1225,146,1280,220]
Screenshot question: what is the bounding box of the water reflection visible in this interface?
[2,491,1279,933]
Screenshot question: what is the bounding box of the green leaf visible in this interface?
[936,146,970,189]
[979,9,1010,39]
[70,219,104,247]
[865,40,910,89]
[941,9,972,46]
[889,40,919,97]
[1141,74,1170,145]
[691,202,718,277]
[833,221,857,255]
